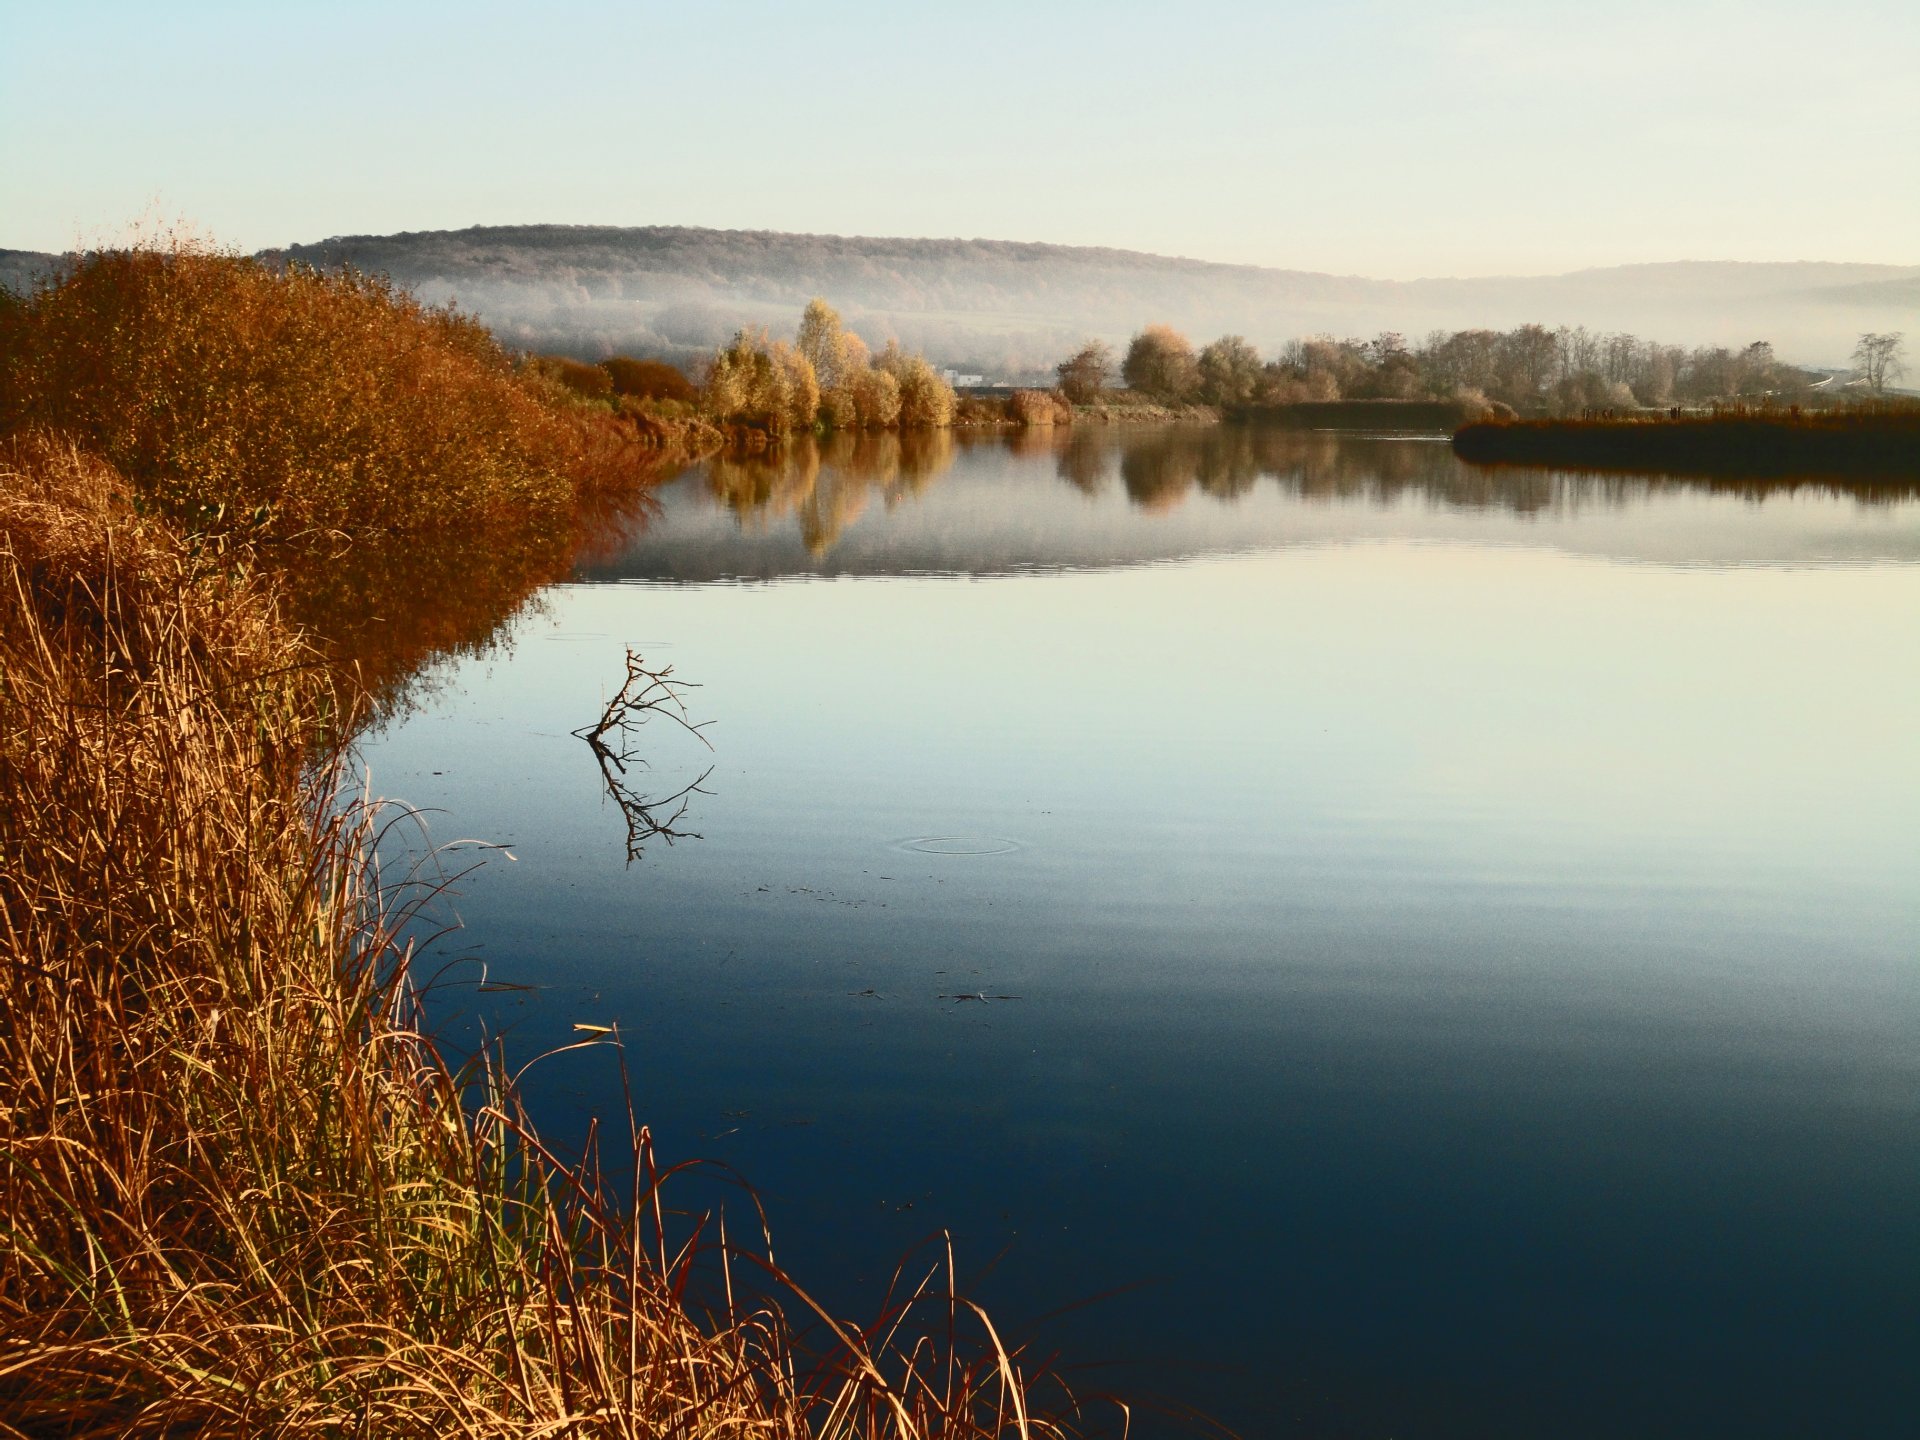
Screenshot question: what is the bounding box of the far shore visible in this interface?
[1452,407,1920,477]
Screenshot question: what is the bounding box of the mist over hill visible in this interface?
[9,228,1917,378]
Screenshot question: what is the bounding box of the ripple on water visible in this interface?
[891,836,1026,857]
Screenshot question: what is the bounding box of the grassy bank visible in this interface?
[1071,393,1220,426]
[1452,404,1920,475]
[0,248,1097,1436]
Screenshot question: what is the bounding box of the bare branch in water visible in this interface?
[574,649,715,862]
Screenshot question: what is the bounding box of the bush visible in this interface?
[701,329,820,436]
[1055,340,1112,404]
[527,354,615,400]
[1010,389,1071,427]
[0,245,584,541]
[850,365,902,428]
[875,341,956,428]
[1121,324,1198,402]
[602,355,697,404]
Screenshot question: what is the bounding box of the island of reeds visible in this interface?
[0,244,1103,1436]
[1451,404,1920,476]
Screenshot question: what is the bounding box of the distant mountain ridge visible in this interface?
[6,228,1916,376]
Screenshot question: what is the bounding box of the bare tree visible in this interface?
[1055,339,1113,404]
[1852,332,1907,394]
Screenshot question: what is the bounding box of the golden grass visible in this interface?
[1452,401,1920,474]
[0,441,1105,1439]
[0,252,1114,1436]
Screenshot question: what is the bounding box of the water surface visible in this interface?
[366,427,1920,1438]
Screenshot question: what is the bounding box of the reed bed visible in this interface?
[1452,403,1920,475]
[0,254,1114,1436]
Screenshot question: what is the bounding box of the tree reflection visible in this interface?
[285,452,678,718]
[681,422,1920,567]
[1055,430,1110,495]
[1119,434,1201,512]
[704,431,962,555]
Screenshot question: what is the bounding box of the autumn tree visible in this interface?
[1054,339,1113,404]
[797,298,854,390]
[700,336,751,418]
[849,365,901,428]
[1121,324,1198,402]
[875,340,956,428]
[1194,335,1264,407]
[702,329,818,435]
[775,340,820,430]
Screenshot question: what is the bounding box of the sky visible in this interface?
[4,0,1916,279]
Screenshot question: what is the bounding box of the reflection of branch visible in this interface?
[572,650,714,863]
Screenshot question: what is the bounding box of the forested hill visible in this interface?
[8,228,1917,378]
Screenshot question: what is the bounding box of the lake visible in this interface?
[362,425,1920,1438]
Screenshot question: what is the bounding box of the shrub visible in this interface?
[875,340,956,428]
[526,353,615,400]
[1055,340,1112,404]
[0,245,583,541]
[701,329,820,435]
[602,355,696,404]
[1121,324,1199,402]
[1013,385,1059,426]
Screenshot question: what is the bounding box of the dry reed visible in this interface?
[0,259,1115,1436]
[1452,402,1920,474]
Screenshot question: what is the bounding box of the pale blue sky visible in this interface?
[4,0,1915,277]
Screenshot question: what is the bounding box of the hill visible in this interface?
[8,229,1917,378]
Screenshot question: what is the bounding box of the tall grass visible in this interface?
[0,251,1111,1435]
[1452,402,1920,474]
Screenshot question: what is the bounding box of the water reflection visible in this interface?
[681,424,1920,561]
[285,462,673,715]
[581,426,1920,586]
[367,424,1920,1439]
[574,649,713,864]
[706,431,954,555]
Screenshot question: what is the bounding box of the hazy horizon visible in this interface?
[5,1,1916,279]
[6,221,1916,289]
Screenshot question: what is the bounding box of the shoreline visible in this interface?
[1452,408,1920,477]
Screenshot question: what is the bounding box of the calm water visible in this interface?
[365,427,1920,1438]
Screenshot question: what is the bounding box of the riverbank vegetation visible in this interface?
[1053,422,1920,514]
[0,245,1099,1435]
[1453,401,1920,475]
[1041,322,1908,421]
[528,307,1908,447]
[693,299,956,439]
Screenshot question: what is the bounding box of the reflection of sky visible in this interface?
[365,439,1919,1439]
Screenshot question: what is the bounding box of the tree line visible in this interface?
[705,299,955,435]
[1053,326,1908,413]
[530,298,959,437]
